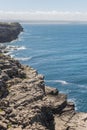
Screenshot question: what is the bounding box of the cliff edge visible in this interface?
[0,53,87,130]
[0,23,87,130]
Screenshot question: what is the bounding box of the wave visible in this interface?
[6,45,26,51]
[16,46,26,50]
[46,79,87,90]
[68,98,78,111]
[77,84,87,89]
[10,33,24,43]
[46,80,69,85]
[10,55,15,58]
[10,39,19,43]
[15,57,32,61]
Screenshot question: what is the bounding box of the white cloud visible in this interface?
[0,10,87,21]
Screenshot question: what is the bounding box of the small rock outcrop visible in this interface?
[0,22,23,43]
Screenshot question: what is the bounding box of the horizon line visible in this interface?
[1,20,87,24]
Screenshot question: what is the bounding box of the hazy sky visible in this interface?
[0,0,87,21]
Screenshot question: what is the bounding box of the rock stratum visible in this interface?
[0,23,87,130]
[0,22,23,43]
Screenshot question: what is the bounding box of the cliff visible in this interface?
[0,22,23,43]
[0,53,87,130]
[0,23,87,130]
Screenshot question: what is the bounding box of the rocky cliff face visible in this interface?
[0,23,87,130]
[0,53,87,130]
[0,22,23,43]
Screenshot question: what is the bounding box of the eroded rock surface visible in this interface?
[0,54,87,130]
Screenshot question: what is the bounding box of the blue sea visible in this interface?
[6,23,87,112]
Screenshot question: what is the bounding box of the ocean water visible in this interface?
[6,23,87,112]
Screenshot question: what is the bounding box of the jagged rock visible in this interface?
[0,80,8,97]
[0,72,10,81]
[0,121,7,130]
[45,86,59,95]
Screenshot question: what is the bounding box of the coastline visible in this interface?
[0,23,87,130]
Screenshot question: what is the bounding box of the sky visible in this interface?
[0,0,87,21]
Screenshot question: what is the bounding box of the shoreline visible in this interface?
[0,23,87,130]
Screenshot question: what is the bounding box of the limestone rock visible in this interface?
[0,53,87,130]
[0,121,7,130]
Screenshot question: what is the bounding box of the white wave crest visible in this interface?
[6,45,26,51]
[77,84,87,89]
[10,34,23,43]
[46,80,69,85]
[15,57,32,61]
[16,46,26,50]
[10,55,15,58]
[47,79,87,89]
[56,80,69,85]
[10,39,18,43]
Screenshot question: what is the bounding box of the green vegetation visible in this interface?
[7,123,12,128]
[0,109,3,112]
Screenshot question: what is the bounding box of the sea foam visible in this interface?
[6,45,26,51]
[15,57,32,61]
[46,80,69,85]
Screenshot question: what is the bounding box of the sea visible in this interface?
[4,23,87,112]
